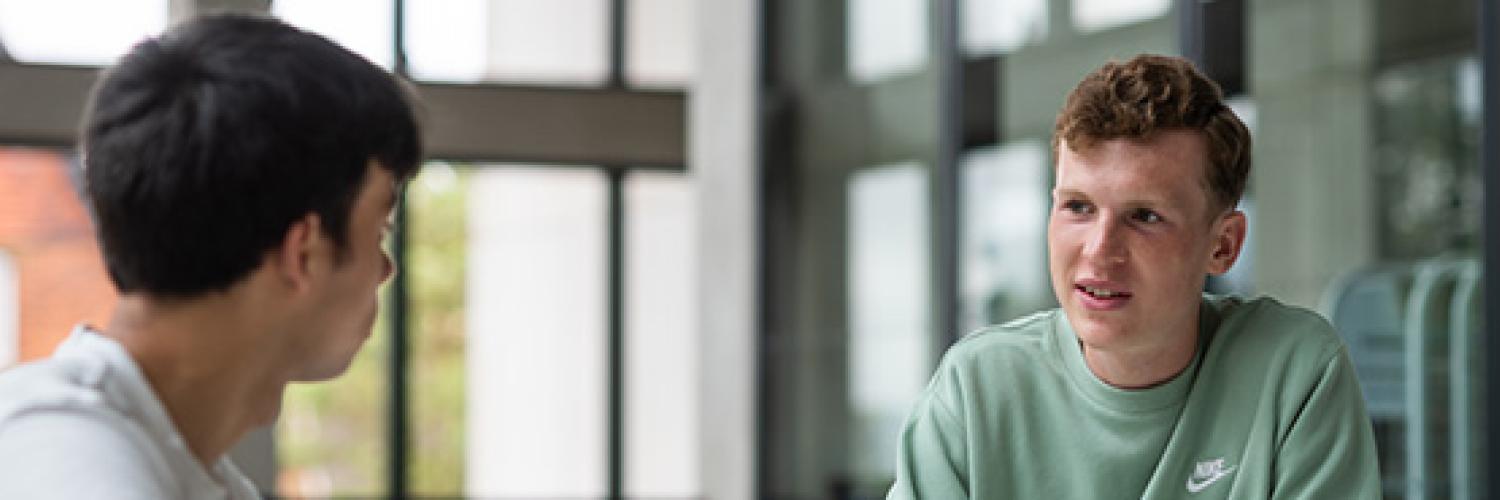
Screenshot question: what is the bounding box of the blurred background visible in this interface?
[0,0,1491,499]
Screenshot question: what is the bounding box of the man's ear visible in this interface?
[270,214,326,293]
[1206,210,1247,276]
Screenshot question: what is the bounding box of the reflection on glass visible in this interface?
[847,0,929,82]
[404,0,488,82]
[960,141,1050,333]
[962,0,1048,54]
[847,163,932,486]
[627,0,697,87]
[0,0,166,66]
[1374,56,1482,260]
[273,0,394,68]
[1333,53,1484,499]
[0,250,15,368]
[466,168,608,497]
[1070,0,1169,33]
[623,172,700,497]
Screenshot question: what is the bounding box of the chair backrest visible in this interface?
[1447,259,1482,500]
[1322,266,1411,419]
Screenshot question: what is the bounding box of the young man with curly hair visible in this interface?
[887,54,1380,499]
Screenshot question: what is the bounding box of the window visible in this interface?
[0,0,166,66]
[1070,0,1171,33]
[626,0,697,87]
[846,163,932,485]
[962,0,1048,54]
[959,141,1050,332]
[396,165,700,498]
[623,172,699,496]
[464,167,610,497]
[847,0,929,82]
[273,0,395,68]
[404,0,488,82]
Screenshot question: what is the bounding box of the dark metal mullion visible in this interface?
[389,0,411,498]
[388,196,411,500]
[606,1,628,500]
[935,0,963,350]
[605,166,627,500]
[1178,0,1203,63]
[1481,0,1499,496]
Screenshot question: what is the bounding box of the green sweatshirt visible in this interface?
[887,295,1382,499]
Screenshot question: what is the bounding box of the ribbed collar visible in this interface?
[1052,301,1214,415]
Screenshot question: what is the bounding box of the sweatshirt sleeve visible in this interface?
[1271,346,1383,499]
[886,372,971,500]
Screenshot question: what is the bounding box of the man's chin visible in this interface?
[292,357,358,382]
[1065,307,1132,345]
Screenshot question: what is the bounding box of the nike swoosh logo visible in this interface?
[1185,468,1234,493]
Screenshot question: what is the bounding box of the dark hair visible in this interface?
[81,13,422,297]
[1053,54,1250,213]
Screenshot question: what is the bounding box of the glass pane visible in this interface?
[847,163,932,491]
[1357,54,1482,499]
[404,0,488,82]
[762,0,947,496]
[275,316,388,497]
[959,141,1050,333]
[0,249,14,368]
[627,0,696,87]
[623,172,699,497]
[273,0,395,69]
[1374,57,1481,260]
[1070,0,1170,33]
[484,0,609,85]
[405,0,609,85]
[407,163,470,495]
[962,0,1048,54]
[0,0,166,66]
[1250,0,1481,496]
[0,148,115,363]
[847,0,929,82]
[466,167,608,498]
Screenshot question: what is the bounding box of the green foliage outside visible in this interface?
[409,164,470,494]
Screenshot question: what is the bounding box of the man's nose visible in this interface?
[1081,218,1127,265]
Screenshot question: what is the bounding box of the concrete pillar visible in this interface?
[693,0,760,499]
[1248,0,1378,308]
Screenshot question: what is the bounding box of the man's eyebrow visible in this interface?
[1052,187,1181,210]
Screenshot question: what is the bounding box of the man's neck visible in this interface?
[1080,315,1199,390]
[103,295,289,467]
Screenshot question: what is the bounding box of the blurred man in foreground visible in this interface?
[0,13,422,499]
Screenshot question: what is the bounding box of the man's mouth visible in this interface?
[1074,282,1132,310]
[1077,284,1130,299]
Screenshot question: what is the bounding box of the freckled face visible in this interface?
[1048,130,1239,353]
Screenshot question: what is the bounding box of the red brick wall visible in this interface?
[0,147,117,362]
